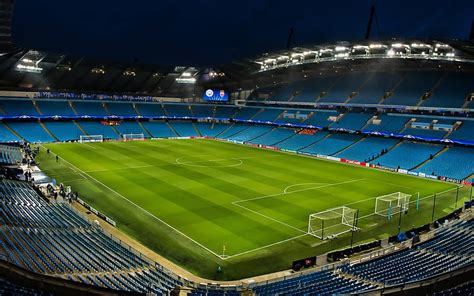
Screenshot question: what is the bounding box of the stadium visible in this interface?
[0,1,473,295]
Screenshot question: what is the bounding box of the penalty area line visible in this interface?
[222,233,309,260]
[42,146,226,260]
[80,143,97,149]
[232,202,307,234]
[235,178,367,204]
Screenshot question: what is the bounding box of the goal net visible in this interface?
[79,135,103,143]
[308,206,358,239]
[374,192,411,218]
[122,133,145,141]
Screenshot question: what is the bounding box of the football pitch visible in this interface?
[36,139,471,280]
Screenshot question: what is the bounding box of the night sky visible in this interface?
[11,0,474,66]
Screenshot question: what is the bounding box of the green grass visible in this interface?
[36,139,470,280]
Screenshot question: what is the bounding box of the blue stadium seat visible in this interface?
[37,100,76,116]
[135,103,166,117]
[9,122,55,143]
[350,72,403,104]
[73,102,108,116]
[374,142,442,170]
[75,122,119,139]
[301,133,362,156]
[142,122,177,138]
[44,122,83,141]
[276,131,329,151]
[106,102,137,116]
[383,72,442,106]
[422,72,473,108]
[319,73,368,103]
[164,104,192,117]
[417,147,474,180]
[336,137,399,161]
[0,99,39,116]
[169,122,199,137]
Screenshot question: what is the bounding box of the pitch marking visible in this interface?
[283,183,328,194]
[81,143,97,149]
[235,178,366,204]
[42,146,226,259]
[224,233,309,259]
[175,157,243,168]
[232,202,307,234]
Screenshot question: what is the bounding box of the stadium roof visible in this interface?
[252,39,474,73]
[0,39,473,96]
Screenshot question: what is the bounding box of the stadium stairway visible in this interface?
[68,101,80,115]
[248,108,264,120]
[2,122,25,141]
[132,103,141,116]
[243,126,275,142]
[296,132,332,152]
[461,100,471,109]
[336,270,383,289]
[344,73,373,104]
[102,103,112,116]
[109,125,121,137]
[315,75,343,103]
[32,100,43,115]
[370,140,403,162]
[192,123,202,137]
[359,115,377,131]
[39,122,59,142]
[165,122,179,136]
[137,121,153,138]
[332,137,367,156]
[219,124,253,139]
[411,146,449,171]
[379,73,407,105]
[73,121,88,135]
[416,73,446,107]
[215,123,236,138]
[161,104,170,117]
[271,129,299,146]
[69,101,79,115]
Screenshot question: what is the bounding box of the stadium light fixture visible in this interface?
[435,43,450,48]
[335,46,347,52]
[387,49,395,56]
[175,77,196,84]
[369,44,384,49]
[411,43,431,48]
[353,45,369,49]
[16,64,42,72]
[91,67,106,74]
[123,68,136,76]
[391,43,406,48]
[16,50,44,73]
[335,52,349,58]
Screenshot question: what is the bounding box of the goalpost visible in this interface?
[308,206,359,240]
[374,192,411,218]
[79,135,103,143]
[122,133,145,141]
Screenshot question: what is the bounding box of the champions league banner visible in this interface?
[203,89,229,102]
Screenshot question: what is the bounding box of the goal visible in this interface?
[79,135,103,143]
[374,192,411,218]
[308,206,358,239]
[122,133,145,141]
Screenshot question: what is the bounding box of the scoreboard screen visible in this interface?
[203,89,229,102]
